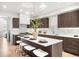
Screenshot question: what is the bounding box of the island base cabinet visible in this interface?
[51,42,62,57]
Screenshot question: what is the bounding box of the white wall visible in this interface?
[19,13,30,33]
[49,15,58,34]
[19,13,30,24]
[0,17,7,37]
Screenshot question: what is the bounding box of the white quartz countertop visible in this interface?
[39,34,79,39]
[57,35,79,39]
[20,36,63,47]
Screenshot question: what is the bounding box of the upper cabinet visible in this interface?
[27,17,49,28]
[19,13,30,24]
[12,18,19,28]
[58,10,79,28]
[40,17,49,28]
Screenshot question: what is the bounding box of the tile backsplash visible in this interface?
[56,28,79,35]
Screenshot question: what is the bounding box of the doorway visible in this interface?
[0,17,10,43]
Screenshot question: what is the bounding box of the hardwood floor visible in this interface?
[0,37,78,57]
[63,52,77,57]
[0,37,9,57]
[0,37,20,57]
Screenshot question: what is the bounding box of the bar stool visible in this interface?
[15,40,22,56]
[24,45,36,56]
[19,42,28,56]
[16,40,21,49]
[16,40,21,44]
[24,45,36,51]
[33,49,48,57]
[20,42,28,46]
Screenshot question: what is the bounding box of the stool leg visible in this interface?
[15,45,22,56]
[21,47,25,56]
[15,45,19,56]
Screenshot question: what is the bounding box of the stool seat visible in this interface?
[16,40,21,44]
[33,49,48,57]
[20,42,28,46]
[17,36,20,38]
[24,45,36,51]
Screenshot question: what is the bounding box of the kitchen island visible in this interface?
[20,35,63,57]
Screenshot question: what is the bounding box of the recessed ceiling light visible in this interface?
[25,11,30,15]
[40,3,47,9]
[20,9,23,12]
[31,12,34,15]
[2,5,7,8]
[22,3,32,8]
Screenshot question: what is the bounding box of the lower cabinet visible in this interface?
[64,47,79,55]
[63,38,79,55]
[38,34,79,56]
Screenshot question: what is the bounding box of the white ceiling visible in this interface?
[0,2,78,17]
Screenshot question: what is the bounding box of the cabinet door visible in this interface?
[41,17,49,28]
[58,13,66,27]
[70,11,78,27]
[64,12,72,27]
[58,12,72,27]
[58,10,79,27]
[13,18,19,28]
[64,38,79,55]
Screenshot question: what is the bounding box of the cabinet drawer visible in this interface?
[64,47,79,55]
[68,39,79,47]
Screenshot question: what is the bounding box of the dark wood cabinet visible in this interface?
[27,24,30,28]
[13,18,19,28]
[27,17,49,28]
[64,38,79,55]
[39,34,79,56]
[40,17,49,28]
[58,10,79,27]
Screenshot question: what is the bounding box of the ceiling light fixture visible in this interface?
[22,3,32,8]
[20,9,23,12]
[31,11,34,15]
[40,3,47,9]
[25,11,30,15]
[2,5,7,8]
